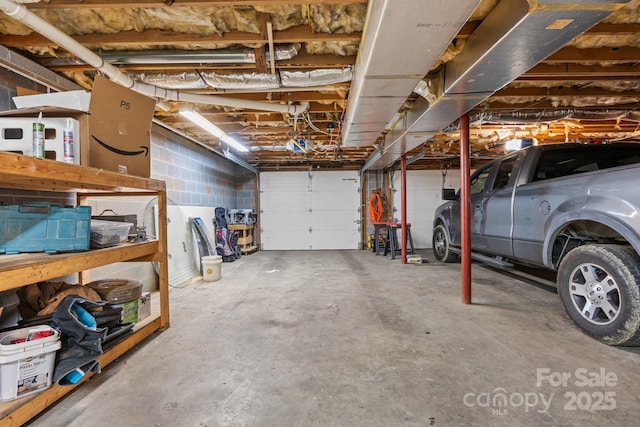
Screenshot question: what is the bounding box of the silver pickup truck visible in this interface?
[432,142,640,346]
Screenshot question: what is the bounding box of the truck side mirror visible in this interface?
[442,188,457,200]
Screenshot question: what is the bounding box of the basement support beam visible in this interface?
[460,113,471,305]
[401,154,407,264]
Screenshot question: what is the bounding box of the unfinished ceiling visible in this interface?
[0,0,638,171]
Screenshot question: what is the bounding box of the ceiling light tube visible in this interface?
[179,108,224,138]
[179,108,248,152]
[222,135,249,153]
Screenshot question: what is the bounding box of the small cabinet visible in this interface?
[228,223,256,253]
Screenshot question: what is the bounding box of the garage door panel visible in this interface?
[310,172,359,191]
[310,210,359,230]
[261,195,309,212]
[260,171,360,250]
[260,172,309,192]
[261,211,309,230]
[311,209,360,224]
[311,191,356,207]
[261,229,311,250]
[311,230,359,249]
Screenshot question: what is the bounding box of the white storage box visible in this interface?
[0,325,61,401]
[0,117,81,163]
[13,90,91,112]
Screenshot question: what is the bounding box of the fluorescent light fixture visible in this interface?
[179,108,224,138]
[222,135,249,153]
[179,108,248,152]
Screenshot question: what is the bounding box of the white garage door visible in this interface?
[392,170,461,249]
[260,171,361,250]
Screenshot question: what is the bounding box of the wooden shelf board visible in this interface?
[0,152,165,193]
[0,312,163,427]
[0,241,160,291]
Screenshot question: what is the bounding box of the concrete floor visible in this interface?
[28,250,640,426]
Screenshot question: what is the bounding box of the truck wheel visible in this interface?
[432,224,458,263]
[557,244,640,346]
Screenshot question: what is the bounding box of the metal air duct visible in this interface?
[365,0,631,170]
[341,0,484,148]
[40,44,302,67]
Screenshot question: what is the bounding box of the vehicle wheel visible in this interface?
[557,244,640,346]
[432,224,458,263]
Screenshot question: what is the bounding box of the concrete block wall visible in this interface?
[235,168,257,209]
[151,125,245,208]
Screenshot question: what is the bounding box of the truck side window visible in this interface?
[470,167,492,195]
[492,156,517,191]
[533,144,640,182]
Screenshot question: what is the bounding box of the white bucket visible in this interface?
[202,255,222,282]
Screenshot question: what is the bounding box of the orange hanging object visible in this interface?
[368,192,384,224]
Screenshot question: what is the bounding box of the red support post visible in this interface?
[460,113,472,304]
[401,154,407,264]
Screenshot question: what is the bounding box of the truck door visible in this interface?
[450,163,494,250]
[481,153,520,257]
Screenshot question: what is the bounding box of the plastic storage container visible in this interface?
[202,255,222,282]
[90,220,133,248]
[0,325,61,401]
[0,204,90,254]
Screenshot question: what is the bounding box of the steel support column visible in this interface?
[401,154,407,264]
[460,113,472,304]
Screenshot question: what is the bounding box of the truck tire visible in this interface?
[432,224,458,263]
[557,244,640,346]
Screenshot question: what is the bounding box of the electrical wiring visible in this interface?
[302,112,333,136]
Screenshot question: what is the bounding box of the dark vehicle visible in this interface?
[433,143,640,346]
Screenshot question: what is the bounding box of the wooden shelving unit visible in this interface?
[0,152,169,427]
[229,223,257,254]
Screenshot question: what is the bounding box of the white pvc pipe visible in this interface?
[0,0,308,115]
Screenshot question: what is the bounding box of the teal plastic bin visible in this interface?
[0,204,90,254]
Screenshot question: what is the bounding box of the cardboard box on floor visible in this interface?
[4,76,156,177]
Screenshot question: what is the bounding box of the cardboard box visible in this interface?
[106,293,151,324]
[407,255,423,264]
[106,299,139,324]
[5,75,156,177]
[138,292,151,322]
